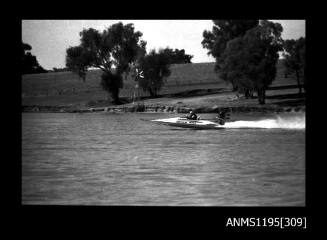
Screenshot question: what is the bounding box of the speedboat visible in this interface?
[150,110,230,129]
[151,117,226,129]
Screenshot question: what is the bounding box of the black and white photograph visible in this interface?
[21,20,305,207]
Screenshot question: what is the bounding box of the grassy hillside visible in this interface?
[22,60,300,106]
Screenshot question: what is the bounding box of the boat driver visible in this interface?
[215,110,227,125]
[186,110,198,120]
[217,110,226,120]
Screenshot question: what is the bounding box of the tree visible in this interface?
[66,22,146,104]
[202,20,259,71]
[137,49,171,97]
[22,42,47,74]
[161,48,193,64]
[65,46,89,81]
[283,37,305,93]
[202,20,259,91]
[219,20,284,104]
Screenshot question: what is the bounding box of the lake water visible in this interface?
[22,112,305,206]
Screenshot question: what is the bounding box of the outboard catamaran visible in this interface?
[151,110,230,129]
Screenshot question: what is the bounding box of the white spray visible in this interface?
[224,112,305,129]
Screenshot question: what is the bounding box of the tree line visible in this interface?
[202,20,305,104]
[22,20,305,105]
[65,22,193,103]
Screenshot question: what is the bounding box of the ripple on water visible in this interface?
[22,113,305,206]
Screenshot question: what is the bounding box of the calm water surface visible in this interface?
[22,112,305,206]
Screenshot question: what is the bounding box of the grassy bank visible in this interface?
[22,87,305,114]
[22,61,305,113]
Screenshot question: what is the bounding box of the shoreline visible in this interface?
[22,85,305,114]
[22,103,305,114]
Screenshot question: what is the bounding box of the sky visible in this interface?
[22,20,305,70]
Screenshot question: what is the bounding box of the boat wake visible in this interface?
[224,113,305,129]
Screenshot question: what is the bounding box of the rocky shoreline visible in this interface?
[22,104,305,114]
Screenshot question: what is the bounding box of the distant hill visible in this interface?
[22,60,298,105]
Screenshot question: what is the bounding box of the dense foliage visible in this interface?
[22,42,47,74]
[202,20,259,72]
[66,22,146,103]
[137,48,172,97]
[202,20,283,104]
[283,37,305,93]
[161,48,193,64]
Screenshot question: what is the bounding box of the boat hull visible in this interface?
[151,117,225,129]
